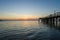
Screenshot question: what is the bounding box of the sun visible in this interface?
[22,15,30,20]
[22,15,38,19]
[23,17,28,20]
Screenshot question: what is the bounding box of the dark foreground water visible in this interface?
[0,21,60,40]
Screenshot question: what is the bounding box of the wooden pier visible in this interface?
[38,12,60,26]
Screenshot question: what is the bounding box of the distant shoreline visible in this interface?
[0,20,38,21]
[0,19,38,21]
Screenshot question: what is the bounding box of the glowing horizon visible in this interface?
[0,15,40,19]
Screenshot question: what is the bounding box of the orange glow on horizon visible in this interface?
[0,15,41,20]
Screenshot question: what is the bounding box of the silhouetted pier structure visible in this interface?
[39,12,60,26]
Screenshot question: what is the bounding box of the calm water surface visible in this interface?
[0,21,60,40]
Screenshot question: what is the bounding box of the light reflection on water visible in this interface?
[0,21,60,40]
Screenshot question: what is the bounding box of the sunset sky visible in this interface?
[0,0,60,19]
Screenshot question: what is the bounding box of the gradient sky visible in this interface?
[0,0,60,19]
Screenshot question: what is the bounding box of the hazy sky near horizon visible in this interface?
[0,0,60,19]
